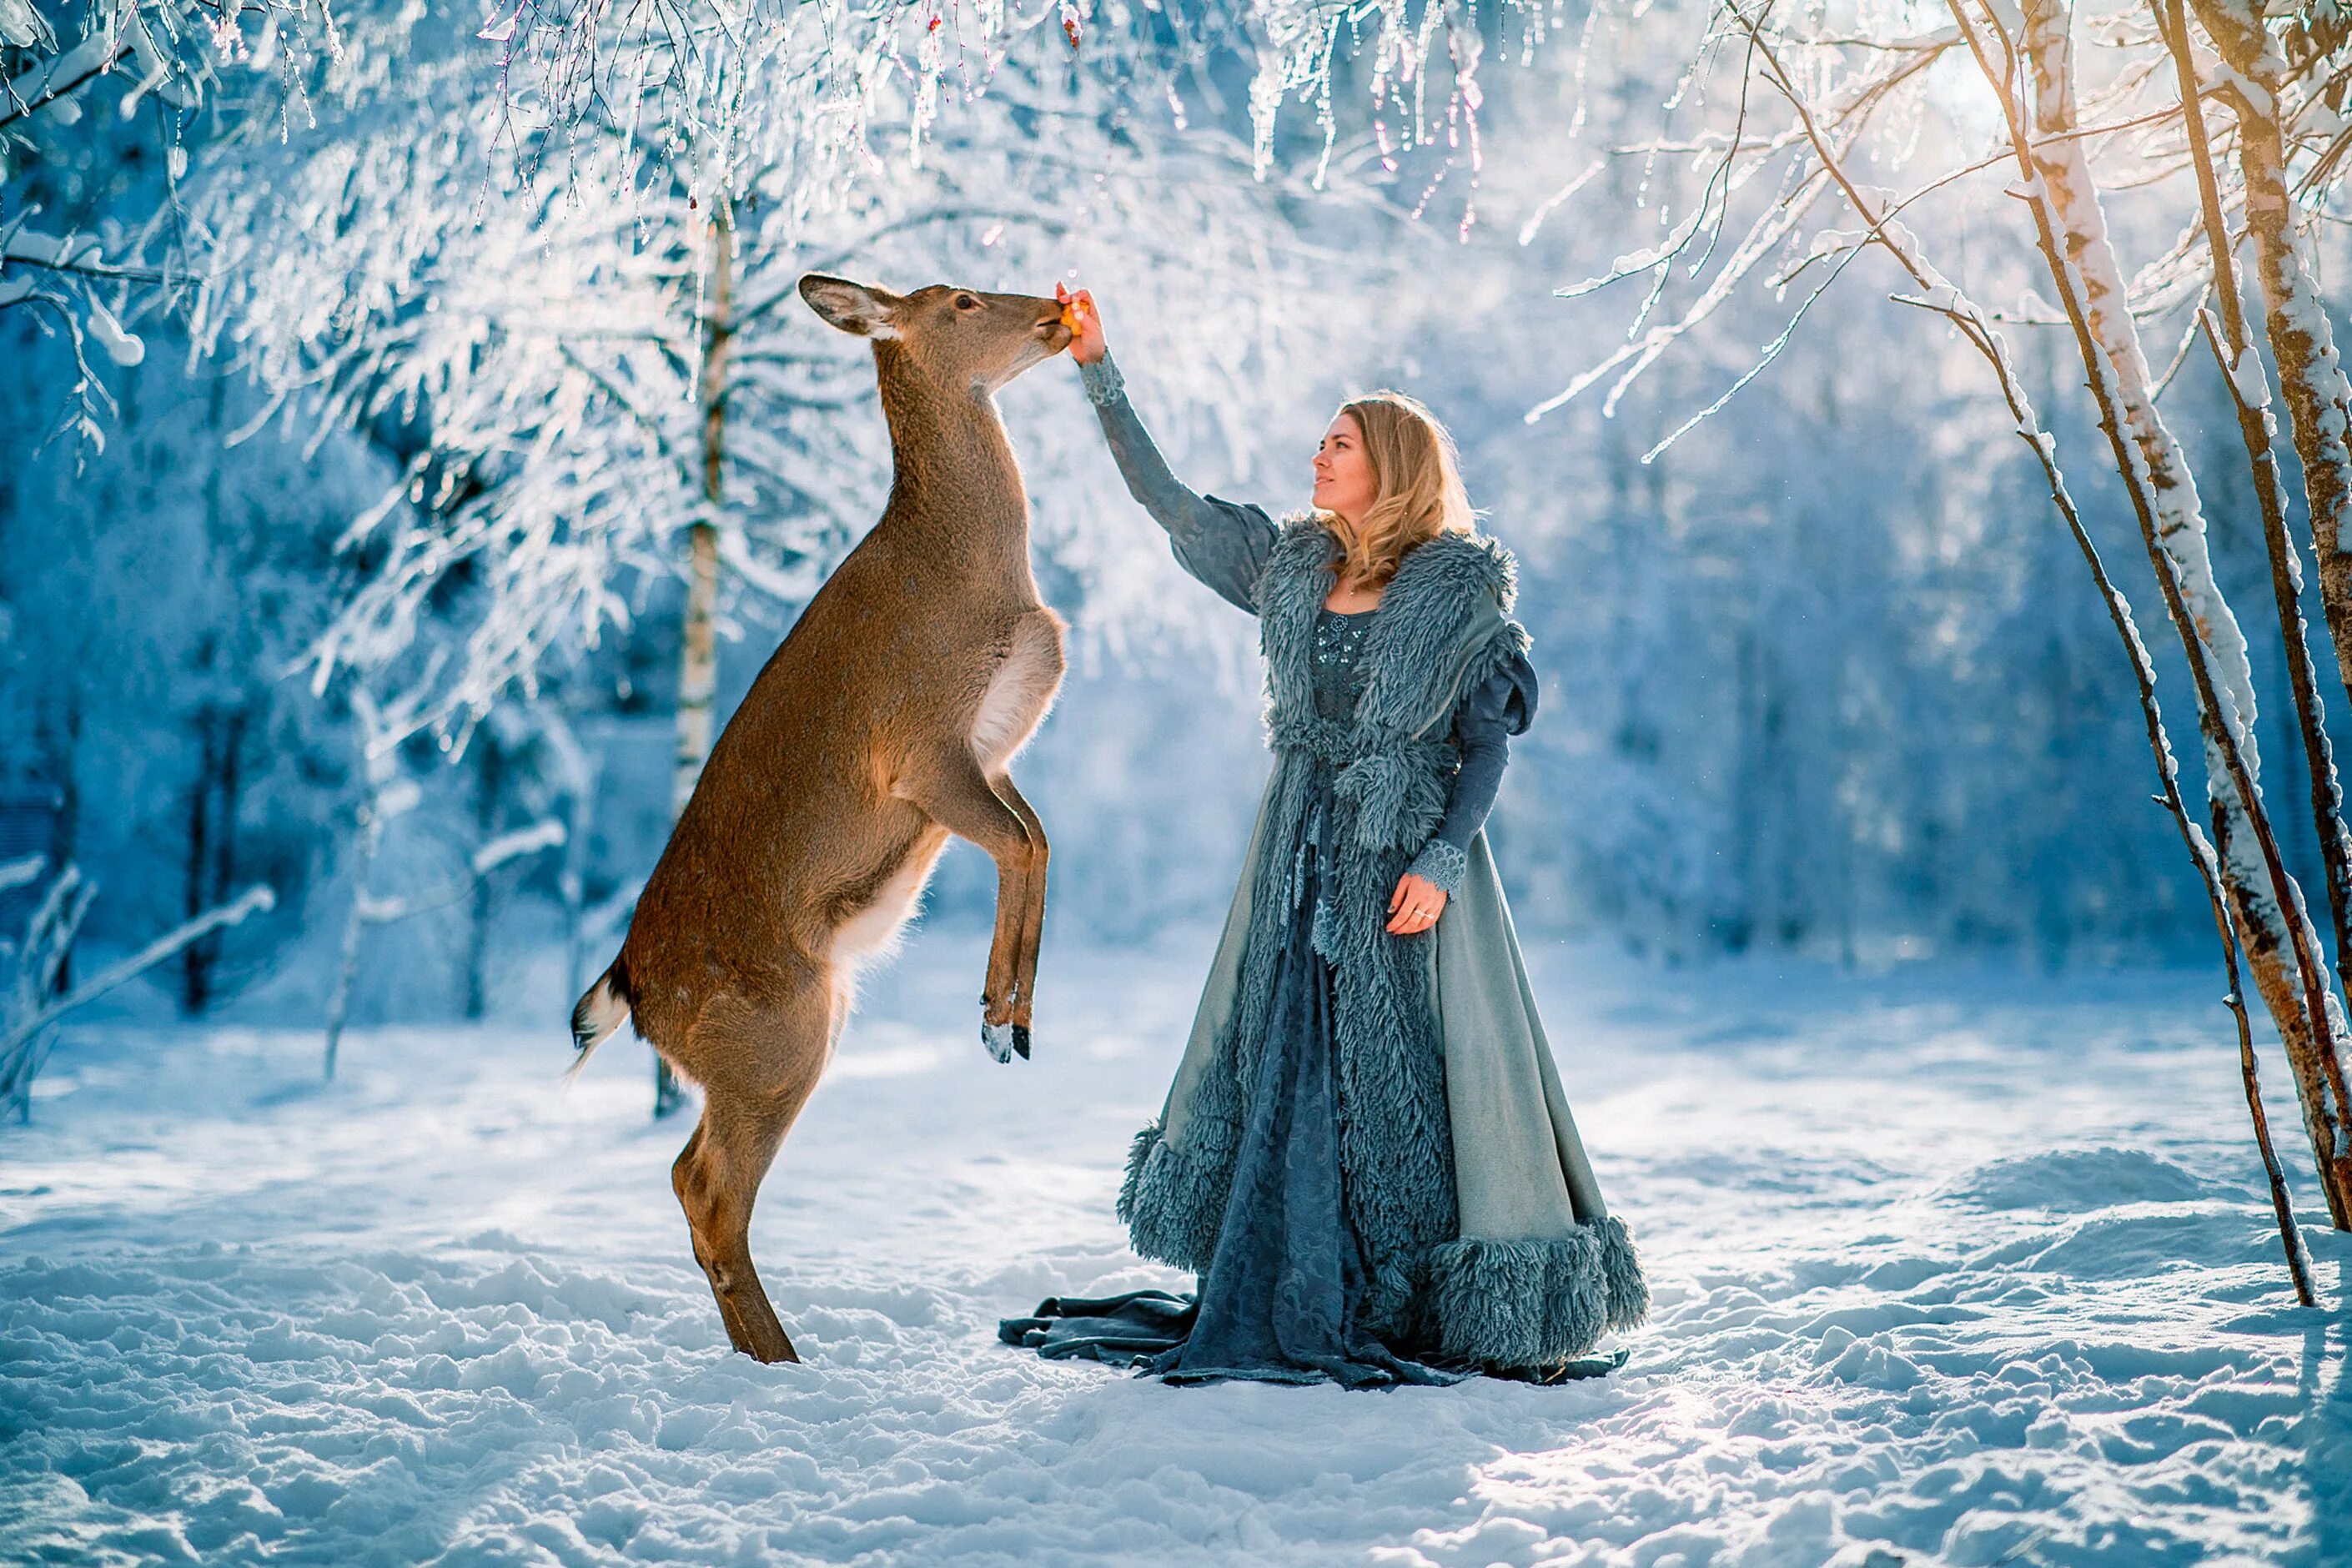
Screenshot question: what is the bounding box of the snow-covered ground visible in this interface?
[2,922,2344,1566]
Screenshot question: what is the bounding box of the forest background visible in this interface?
[7,0,2300,1045]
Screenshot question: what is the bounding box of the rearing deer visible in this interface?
[569,274,1073,1364]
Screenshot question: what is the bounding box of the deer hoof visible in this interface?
[981,1019,1018,1063]
[1013,1023,1031,1061]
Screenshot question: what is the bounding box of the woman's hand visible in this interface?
[1055,282,1107,364]
[1386,872,1448,935]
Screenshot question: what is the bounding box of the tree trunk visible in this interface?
[674,213,734,823]
[656,208,735,1118]
[561,747,599,1003]
[464,739,505,1020]
[179,696,248,1015]
[45,686,79,993]
[2160,0,2352,1227]
[2003,0,2352,1221]
[324,810,376,1083]
[2192,0,2352,702]
[181,700,218,1014]
[325,702,391,1082]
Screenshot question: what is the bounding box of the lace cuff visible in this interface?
[1405,839,1468,896]
[1078,354,1127,406]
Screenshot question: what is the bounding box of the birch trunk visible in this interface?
[655,210,735,1118]
[561,750,599,1003]
[2157,0,2352,1231]
[2189,0,2352,703]
[324,693,403,1082]
[323,786,383,1083]
[463,738,503,1020]
[672,214,731,822]
[2001,0,2352,1220]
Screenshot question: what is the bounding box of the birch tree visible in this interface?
[1984,0,2352,1222]
[2187,0,2352,706]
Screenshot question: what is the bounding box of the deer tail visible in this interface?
[566,957,634,1081]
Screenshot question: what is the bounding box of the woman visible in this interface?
[999,288,1646,1387]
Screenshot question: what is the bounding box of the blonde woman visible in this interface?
[1001,287,1647,1386]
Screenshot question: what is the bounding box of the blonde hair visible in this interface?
[1317,390,1478,590]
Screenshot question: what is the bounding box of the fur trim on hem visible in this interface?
[1426,1218,1650,1368]
[1116,1120,1231,1274]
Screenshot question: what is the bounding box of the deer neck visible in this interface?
[875,353,1033,579]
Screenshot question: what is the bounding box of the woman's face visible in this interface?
[1311,411,1376,527]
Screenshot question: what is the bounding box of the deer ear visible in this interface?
[799,274,902,339]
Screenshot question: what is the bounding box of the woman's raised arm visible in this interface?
[1062,289,1277,615]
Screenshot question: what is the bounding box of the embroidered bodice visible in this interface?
[1312,606,1379,721]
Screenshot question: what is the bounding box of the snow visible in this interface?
[472,821,568,878]
[3,924,2344,1565]
[83,303,144,369]
[2224,344,2275,411]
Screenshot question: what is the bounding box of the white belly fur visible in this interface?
[970,612,1067,771]
[826,838,947,1043]
[829,840,945,973]
[825,613,1063,1043]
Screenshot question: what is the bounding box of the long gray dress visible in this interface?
[998,356,1564,1388]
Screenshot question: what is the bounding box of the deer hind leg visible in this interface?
[894,747,1038,1063]
[669,985,831,1364]
[988,770,1049,1043]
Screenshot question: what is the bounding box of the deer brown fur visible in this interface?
[569,274,1073,1363]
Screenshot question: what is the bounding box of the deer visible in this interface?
[568,274,1074,1364]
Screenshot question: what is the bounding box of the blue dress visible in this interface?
[998,355,1540,1387]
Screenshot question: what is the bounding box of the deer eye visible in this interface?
[954,293,981,312]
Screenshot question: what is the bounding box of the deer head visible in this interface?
[799,274,1073,395]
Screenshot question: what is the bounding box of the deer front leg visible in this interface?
[989,770,1049,1044]
[896,748,1038,1062]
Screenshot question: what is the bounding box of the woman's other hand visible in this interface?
[1386,872,1448,935]
[1056,282,1107,364]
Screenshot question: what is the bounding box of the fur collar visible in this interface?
[1258,518,1525,749]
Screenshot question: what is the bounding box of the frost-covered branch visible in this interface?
[0,32,129,132]
[2,882,276,1059]
[1,867,276,1121]
[1529,10,1959,430]
[351,817,565,923]
[2189,0,2352,726]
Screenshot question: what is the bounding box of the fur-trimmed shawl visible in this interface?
[1117,518,1648,1367]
